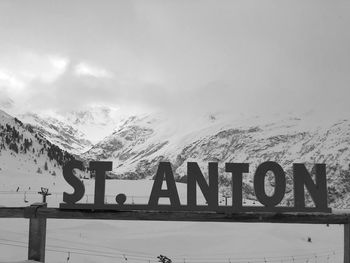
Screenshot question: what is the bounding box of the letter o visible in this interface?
[254,162,286,208]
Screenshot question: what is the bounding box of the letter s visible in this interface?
[62,160,85,204]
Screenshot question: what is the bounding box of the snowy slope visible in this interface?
[0,109,76,184]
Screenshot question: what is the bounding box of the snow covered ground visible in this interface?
[0,218,343,263]
[0,171,345,263]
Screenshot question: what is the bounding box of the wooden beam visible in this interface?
[35,208,350,224]
[0,206,350,224]
[59,203,332,213]
[0,207,26,218]
[345,224,350,263]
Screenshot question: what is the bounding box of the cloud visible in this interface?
[0,47,177,116]
[24,70,170,114]
[45,55,69,82]
[0,55,169,115]
[0,70,26,90]
[0,1,350,120]
[74,62,112,78]
[0,96,14,109]
[2,52,350,121]
[0,52,69,91]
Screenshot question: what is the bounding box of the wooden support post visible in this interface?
[27,203,47,262]
[345,224,350,263]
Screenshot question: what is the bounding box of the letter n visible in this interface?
[293,163,329,211]
[187,162,218,209]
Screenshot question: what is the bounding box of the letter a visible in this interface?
[148,162,181,208]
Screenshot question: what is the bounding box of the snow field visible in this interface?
[0,173,345,263]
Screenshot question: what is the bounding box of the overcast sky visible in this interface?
[0,1,349,119]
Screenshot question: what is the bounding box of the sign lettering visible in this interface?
[59,161,331,213]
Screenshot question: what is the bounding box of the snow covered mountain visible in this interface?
[57,105,124,143]
[18,105,124,155]
[83,112,350,208]
[19,112,92,155]
[0,109,76,180]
